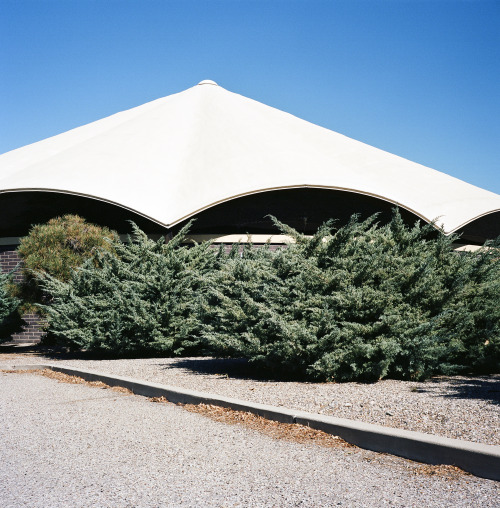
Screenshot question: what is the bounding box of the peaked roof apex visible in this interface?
[197,79,218,86]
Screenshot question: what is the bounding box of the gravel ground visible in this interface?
[1,352,499,446]
[1,371,499,507]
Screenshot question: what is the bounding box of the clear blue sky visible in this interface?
[1,0,499,193]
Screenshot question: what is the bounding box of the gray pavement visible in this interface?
[1,372,499,507]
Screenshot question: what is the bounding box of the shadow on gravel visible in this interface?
[412,376,500,406]
[162,357,285,382]
[0,344,70,357]
[0,344,173,361]
[0,344,107,361]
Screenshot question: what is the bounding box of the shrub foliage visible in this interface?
[199,212,500,381]
[41,223,220,355]
[40,211,500,380]
[0,268,22,342]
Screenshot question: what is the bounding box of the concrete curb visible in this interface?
[9,363,500,482]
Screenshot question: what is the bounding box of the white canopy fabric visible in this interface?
[1,80,499,234]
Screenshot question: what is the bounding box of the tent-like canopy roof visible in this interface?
[1,80,499,235]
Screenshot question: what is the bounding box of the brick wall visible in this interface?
[0,246,23,283]
[0,246,44,345]
[9,312,46,345]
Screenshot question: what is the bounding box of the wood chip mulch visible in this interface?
[179,400,355,449]
[168,399,469,479]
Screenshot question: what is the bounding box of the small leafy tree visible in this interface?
[15,214,118,309]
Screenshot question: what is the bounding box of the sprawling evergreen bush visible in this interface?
[0,268,22,342]
[200,212,500,381]
[40,211,499,379]
[15,214,118,309]
[41,223,221,355]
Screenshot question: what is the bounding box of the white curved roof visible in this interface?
[1,80,499,234]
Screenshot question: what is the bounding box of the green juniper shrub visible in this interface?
[40,222,221,356]
[0,267,23,342]
[15,214,118,310]
[39,211,499,379]
[437,237,500,373]
[199,211,500,381]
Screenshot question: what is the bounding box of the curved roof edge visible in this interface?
[0,188,169,229]
[0,184,431,227]
[5,185,498,236]
[447,208,500,235]
[4,184,500,238]
[1,186,498,240]
[153,184,436,230]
